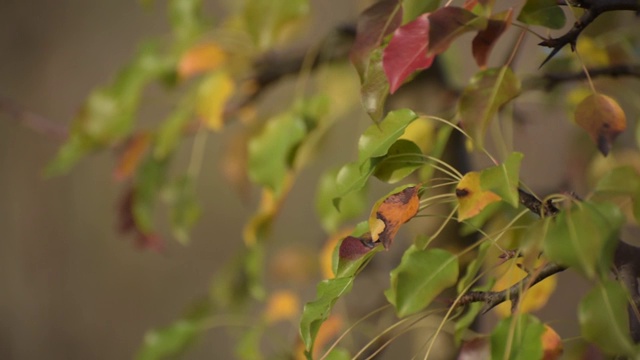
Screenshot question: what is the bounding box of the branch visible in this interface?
[538,0,640,67]
[0,96,68,141]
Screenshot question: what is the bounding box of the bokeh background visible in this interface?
[0,1,602,359]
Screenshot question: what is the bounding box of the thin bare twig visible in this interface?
[0,96,67,141]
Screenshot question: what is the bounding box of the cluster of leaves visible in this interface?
[44,0,640,358]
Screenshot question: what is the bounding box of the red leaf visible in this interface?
[339,235,373,260]
[428,7,486,56]
[350,0,403,77]
[383,14,435,94]
[472,9,513,68]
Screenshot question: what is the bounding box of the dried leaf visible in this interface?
[383,13,434,93]
[472,9,513,68]
[114,132,152,181]
[575,93,626,156]
[178,42,227,79]
[369,185,421,249]
[456,172,501,221]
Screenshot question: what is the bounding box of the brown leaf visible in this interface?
[113,132,151,181]
[472,9,513,69]
[456,172,501,221]
[575,93,626,156]
[370,185,421,249]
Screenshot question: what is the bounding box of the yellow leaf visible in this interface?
[456,172,501,221]
[178,42,227,79]
[197,71,235,131]
[264,290,300,324]
[368,185,421,249]
[492,259,557,317]
[575,93,626,156]
[400,116,436,153]
[576,37,609,67]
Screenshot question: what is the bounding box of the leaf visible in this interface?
[336,226,384,278]
[574,93,626,156]
[472,9,513,68]
[492,259,557,317]
[44,133,96,177]
[323,347,350,360]
[480,152,523,208]
[402,0,440,23]
[458,66,521,148]
[578,280,636,355]
[369,185,421,248]
[243,0,309,49]
[169,0,207,46]
[385,246,458,317]
[118,187,165,252]
[374,139,424,183]
[456,171,502,221]
[178,42,226,79]
[235,325,264,360]
[516,0,566,30]
[490,314,545,360]
[332,159,378,210]
[454,280,494,344]
[458,338,490,360]
[350,0,403,77]
[133,156,169,235]
[300,277,354,355]
[427,6,487,56]
[383,13,435,93]
[135,319,203,360]
[264,290,300,324]
[248,113,307,195]
[543,201,623,279]
[360,48,390,121]
[358,108,418,162]
[308,315,344,360]
[165,175,201,245]
[541,325,563,360]
[196,70,235,131]
[595,166,640,195]
[154,96,195,160]
[316,169,367,233]
[114,133,152,181]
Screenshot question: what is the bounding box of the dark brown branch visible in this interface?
[458,262,567,314]
[517,188,559,217]
[0,96,68,141]
[538,0,640,67]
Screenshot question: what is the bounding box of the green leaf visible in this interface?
[316,168,367,233]
[235,325,264,360]
[169,0,207,47]
[333,159,379,210]
[44,133,96,177]
[360,48,391,122]
[579,280,637,355]
[374,139,424,183]
[300,277,355,356]
[457,241,491,294]
[359,108,418,162]
[324,347,351,360]
[243,0,309,49]
[248,113,307,195]
[543,201,623,279]
[336,238,383,279]
[490,313,545,360]
[402,0,441,23]
[418,124,453,181]
[165,175,201,245]
[458,66,520,148]
[385,246,458,317]
[135,319,203,360]
[517,0,566,30]
[154,97,195,160]
[454,279,494,344]
[594,166,640,195]
[480,152,523,208]
[133,156,169,234]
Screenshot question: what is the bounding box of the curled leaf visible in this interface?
[575,93,626,156]
[369,185,421,249]
[472,9,513,68]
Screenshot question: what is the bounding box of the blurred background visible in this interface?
[0,0,606,359]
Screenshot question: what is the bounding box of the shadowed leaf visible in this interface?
[480,151,523,208]
[360,48,390,121]
[373,139,424,183]
[402,0,440,23]
[427,6,487,56]
[517,0,566,30]
[472,9,513,68]
[491,314,545,360]
[575,94,626,156]
[243,0,309,49]
[316,168,367,233]
[358,108,418,162]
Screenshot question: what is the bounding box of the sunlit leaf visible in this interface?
[472,9,513,68]
[516,0,566,30]
[385,246,458,317]
[243,0,309,49]
[480,152,523,208]
[358,108,418,162]
[490,313,545,360]
[350,0,403,77]
[197,70,235,131]
[574,93,626,156]
[114,133,152,181]
[456,171,502,221]
[543,201,623,279]
[248,113,307,195]
[135,318,203,360]
[178,42,226,79]
[165,175,201,245]
[264,290,300,324]
[360,48,390,122]
[579,280,636,355]
[383,14,435,93]
[458,66,520,148]
[427,6,487,56]
[368,184,421,248]
[373,139,424,183]
[316,169,366,233]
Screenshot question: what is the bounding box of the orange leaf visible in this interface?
[575,93,626,156]
[113,133,151,181]
[542,324,563,360]
[197,70,235,131]
[178,42,227,79]
[456,172,501,221]
[369,185,420,249]
[264,290,300,324]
